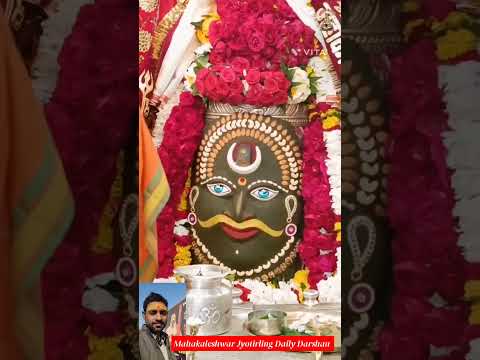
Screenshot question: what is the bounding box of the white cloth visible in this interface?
[153,0,215,99]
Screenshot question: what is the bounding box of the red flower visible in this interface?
[179,92,196,106]
[209,20,224,44]
[231,56,250,73]
[156,92,205,278]
[229,79,244,95]
[246,84,263,102]
[234,283,251,302]
[197,68,209,82]
[205,73,219,93]
[251,56,267,70]
[301,116,337,289]
[248,31,266,53]
[227,93,244,105]
[219,67,236,83]
[246,69,261,84]
[210,41,228,64]
[264,77,279,94]
[216,80,230,98]
[422,0,456,20]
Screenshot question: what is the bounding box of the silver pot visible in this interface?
[175,264,232,335]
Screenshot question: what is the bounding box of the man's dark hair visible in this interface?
[143,292,168,312]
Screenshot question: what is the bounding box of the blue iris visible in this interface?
[251,187,279,201]
[214,184,225,193]
[207,183,232,197]
[258,189,271,199]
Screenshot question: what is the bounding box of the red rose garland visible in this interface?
[156,92,205,278]
[378,1,479,357]
[300,103,339,289]
[196,65,291,105]
[379,37,467,360]
[210,0,314,71]
[41,0,137,358]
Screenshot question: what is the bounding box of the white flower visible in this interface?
[32,0,95,103]
[82,287,119,313]
[316,247,341,303]
[82,272,119,313]
[174,219,190,236]
[467,339,480,360]
[439,61,480,264]
[307,56,337,102]
[184,62,197,92]
[238,279,299,304]
[85,272,115,289]
[324,129,341,216]
[194,42,212,56]
[288,67,311,104]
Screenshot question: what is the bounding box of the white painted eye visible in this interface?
[207,183,232,197]
[250,187,279,201]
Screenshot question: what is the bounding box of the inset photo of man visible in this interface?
[139,283,187,360]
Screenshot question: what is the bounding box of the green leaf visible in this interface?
[287,69,296,81]
[225,273,236,282]
[280,327,313,336]
[191,20,203,29]
[280,63,296,81]
[271,278,279,288]
[300,283,307,292]
[197,55,210,68]
[291,81,303,87]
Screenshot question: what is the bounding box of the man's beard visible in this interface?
[148,320,166,334]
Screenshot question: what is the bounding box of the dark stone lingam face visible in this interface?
[190,112,303,281]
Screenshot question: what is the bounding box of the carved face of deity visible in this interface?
[190,112,303,281]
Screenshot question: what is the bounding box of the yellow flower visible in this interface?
[293,269,310,291]
[436,29,476,61]
[323,116,340,130]
[92,220,114,254]
[306,65,315,77]
[445,11,472,29]
[92,153,124,254]
[404,19,425,40]
[470,301,480,325]
[335,222,341,242]
[401,1,419,13]
[431,20,446,34]
[177,169,191,212]
[195,12,220,44]
[87,330,124,360]
[174,245,192,268]
[465,280,480,301]
[196,29,209,44]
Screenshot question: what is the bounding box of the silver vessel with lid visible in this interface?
[175,264,232,335]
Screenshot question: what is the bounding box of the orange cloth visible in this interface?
[139,106,170,282]
[0,13,74,359]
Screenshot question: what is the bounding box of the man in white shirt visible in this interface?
[140,292,176,360]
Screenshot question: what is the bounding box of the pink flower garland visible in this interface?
[196,65,290,106]
[210,0,314,71]
[379,2,471,357]
[156,92,205,277]
[300,103,338,289]
[41,0,137,358]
